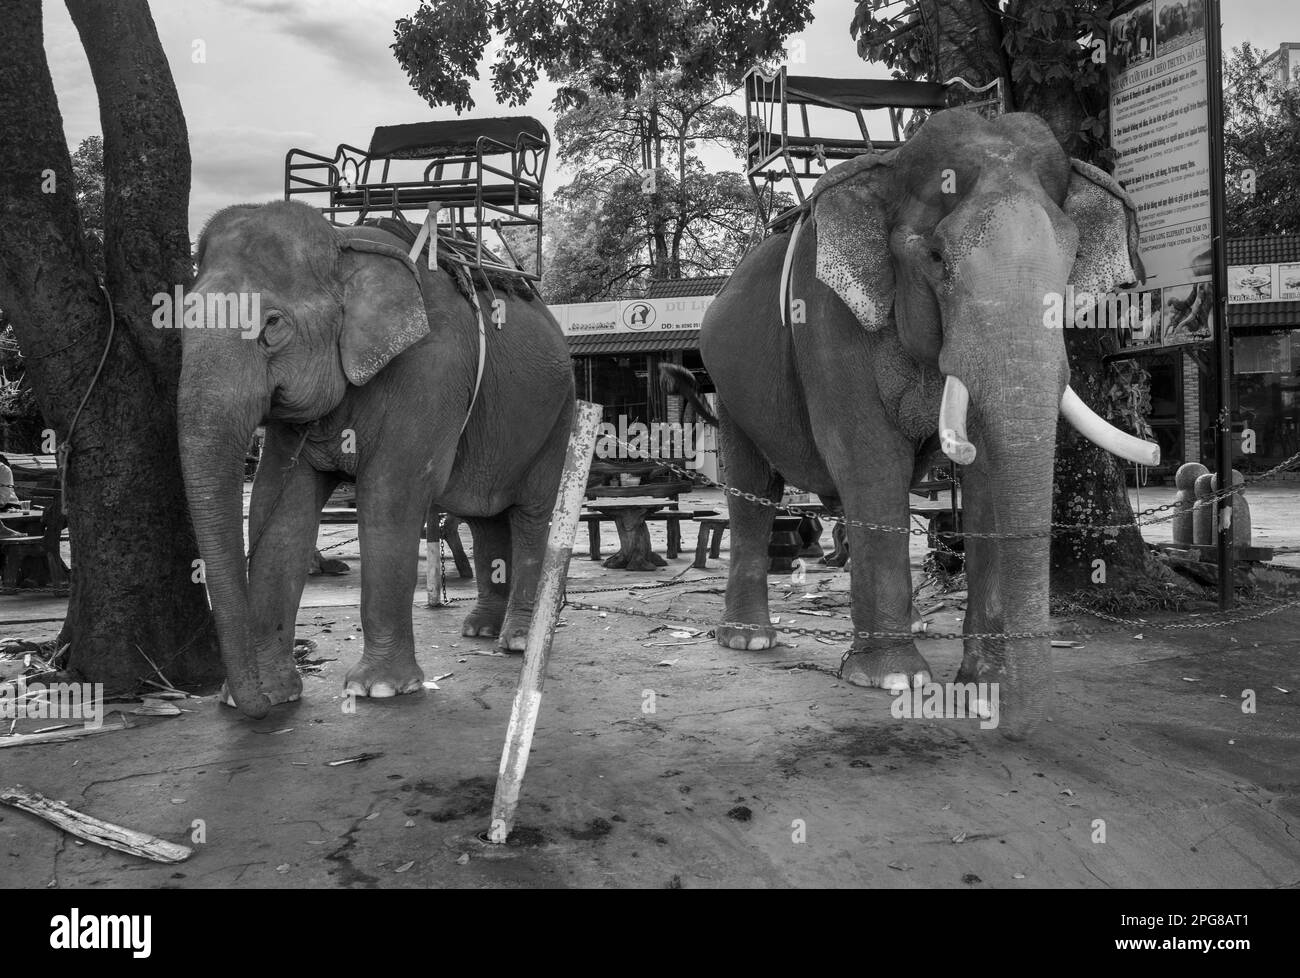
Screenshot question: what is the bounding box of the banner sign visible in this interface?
[1109,0,1215,349]
[1227,263,1300,303]
[552,295,715,336]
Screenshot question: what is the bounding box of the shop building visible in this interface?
[1127,235,1300,478]
[556,277,727,478]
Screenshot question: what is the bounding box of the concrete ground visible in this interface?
[1,486,1297,888]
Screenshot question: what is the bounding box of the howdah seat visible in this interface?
[285,116,549,280]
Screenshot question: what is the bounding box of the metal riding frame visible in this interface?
[284,116,550,281]
[744,67,1005,230]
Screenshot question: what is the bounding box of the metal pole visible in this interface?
[1204,0,1234,610]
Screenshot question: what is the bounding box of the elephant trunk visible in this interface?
[177,330,272,718]
[976,385,1059,739]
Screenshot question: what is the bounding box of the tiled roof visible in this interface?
[1227,236,1300,265]
[567,328,701,356]
[641,276,730,299]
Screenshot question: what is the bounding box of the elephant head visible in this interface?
[809,110,1156,737]
[178,201,429,716]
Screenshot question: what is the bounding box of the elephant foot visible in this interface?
[219,662,302,711]
[462,600,506,638]
[841,647,932,692]
[343,651,424,699]
[495,611,532,653]
[716,622,778,650]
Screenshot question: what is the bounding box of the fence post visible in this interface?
[488,400,603,843]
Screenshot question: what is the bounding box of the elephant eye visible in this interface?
[259,311,291,349]
[929,249,944,265]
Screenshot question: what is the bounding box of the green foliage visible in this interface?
[71,134,105,274]
[850,0,1114,160]
[541,74,764,301]
[392,0,814,112]
[1224,42,1300,236]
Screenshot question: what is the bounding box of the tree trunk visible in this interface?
[0,0,219,693]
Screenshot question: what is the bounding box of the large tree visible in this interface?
[0,0,218,691]
[853,0,1159,595]
[1224,41,1300,236]
[543,73,761,300]
[392,0,816,113]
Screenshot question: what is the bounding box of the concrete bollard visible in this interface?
[1210,469,1251,546]
[1172,462,1208,545]
[1193,472,1215,546]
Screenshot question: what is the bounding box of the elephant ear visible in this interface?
[1064,159,1146,293]
[338,237,430,386]
[810,154,896,330]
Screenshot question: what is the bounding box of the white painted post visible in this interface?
[488,401,602,844]
[426,512,445,607]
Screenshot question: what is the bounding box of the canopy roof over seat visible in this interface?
[751,75,952,111]
[368,116,548,159]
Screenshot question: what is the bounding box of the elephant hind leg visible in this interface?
[461,514,511,639]
[715,403,784,651]
[495,502,550,652]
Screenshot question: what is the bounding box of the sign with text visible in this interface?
[1110,0,1214,349]
[553,295,715,336]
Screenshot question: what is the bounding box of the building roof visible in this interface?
[567,329,701,356]
[641,276,730,299]
[1227,236,1300,265]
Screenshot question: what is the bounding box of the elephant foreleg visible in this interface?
[243,429,337,707]
[344,481,428,698]
[836,458,933,692]
[715,403,784,650]
[461,514,511,639]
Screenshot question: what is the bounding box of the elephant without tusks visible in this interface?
[692,109,1159,739]
[179,201,574,718]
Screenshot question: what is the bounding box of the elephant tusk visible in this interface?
[1060,386,1161,466]
[938,376,977,466]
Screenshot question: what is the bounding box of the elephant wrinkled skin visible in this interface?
[696,110,1155,739]
[179,201,574,718]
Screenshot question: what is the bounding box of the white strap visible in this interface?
[404,201,484,433]
[408,202,441,270]
[461,288,488,435]
[779,214,806,332]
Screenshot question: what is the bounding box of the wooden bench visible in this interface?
[581,509,717,562]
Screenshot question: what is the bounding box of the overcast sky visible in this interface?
[41,0,1300,236]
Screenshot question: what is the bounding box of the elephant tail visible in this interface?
[658,363,718,426]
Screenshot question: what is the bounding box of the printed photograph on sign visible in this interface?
[1280,263,1300,300]
[1161,282,1213,344]
[1229,264,1276,302]
[1155,0,1205,54]
[1110,2,1155,75]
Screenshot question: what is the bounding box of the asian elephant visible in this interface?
[179,201,574,718]
[692,109,1159,739]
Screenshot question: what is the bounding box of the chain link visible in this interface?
[611,434,1300,540]
[564,592,1300,642]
